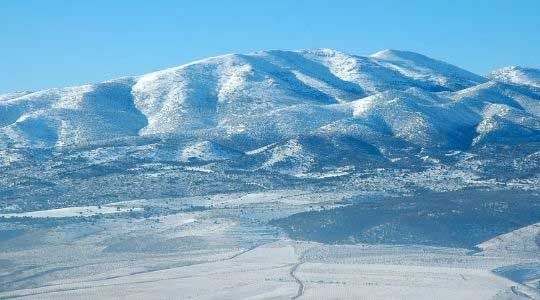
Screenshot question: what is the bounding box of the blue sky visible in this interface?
[1,0,539,93]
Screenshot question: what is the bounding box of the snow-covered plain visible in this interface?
[1,49,540,299]
[3,241,538,300]
[1,190,540,299]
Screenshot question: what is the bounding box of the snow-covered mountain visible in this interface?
[1,49,540,207]
[2,49,540,299]
[0,49,492,148]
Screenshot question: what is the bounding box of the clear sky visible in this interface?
[1,0,539,93]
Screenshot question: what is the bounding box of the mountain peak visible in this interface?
[370,49,428,60]
[487,66,540,88]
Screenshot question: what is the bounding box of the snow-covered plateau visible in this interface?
[1,49,539,299]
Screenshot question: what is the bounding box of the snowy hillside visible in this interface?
[1,49,540,206]
[477,223,540,254]
[0,49,493,149]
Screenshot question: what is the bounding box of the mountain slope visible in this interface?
[0,48,494,148]
[1,48,540,196]
[371,49,487,91]
[488,66,540,88]
[0,78,147,147]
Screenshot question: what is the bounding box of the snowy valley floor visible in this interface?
[1,190,539,299]
[1,241,539,300]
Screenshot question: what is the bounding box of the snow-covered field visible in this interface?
[1,190,539,299]
[1,240,538,299]
[0,203,143,218]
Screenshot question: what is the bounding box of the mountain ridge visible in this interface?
[2,48,525,150]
